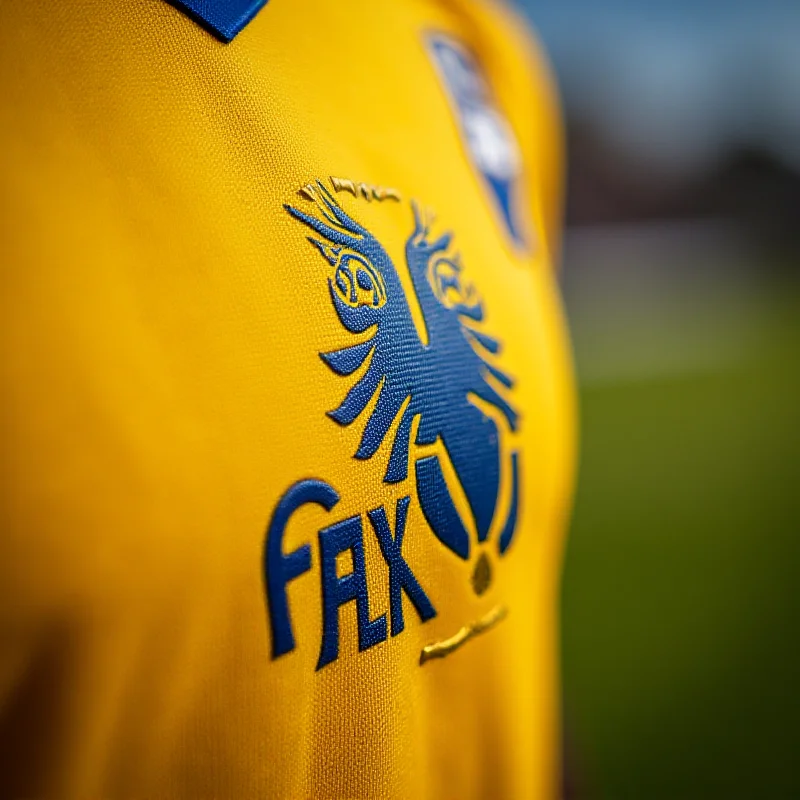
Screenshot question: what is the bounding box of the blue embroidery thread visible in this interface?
[285,181,521,561]
[263,178,523,669]
[264,479,339,659]
[368,497,437,637]
[317,514,388,670]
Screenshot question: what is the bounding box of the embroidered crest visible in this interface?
[264,179,521,669]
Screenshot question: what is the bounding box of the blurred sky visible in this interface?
[513,0,800,175]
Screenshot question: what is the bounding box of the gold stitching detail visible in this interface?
[330,177,357,197]
[298,184,318,202]
[419,605,508,665]
[330,177,401,202]
[471,552,492,596]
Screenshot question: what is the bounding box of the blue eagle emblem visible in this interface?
[286,181,521,561]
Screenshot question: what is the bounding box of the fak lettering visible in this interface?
[264,480,436,671]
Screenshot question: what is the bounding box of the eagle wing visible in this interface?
[285,182,425,484]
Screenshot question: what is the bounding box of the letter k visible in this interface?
[368,496,437,637]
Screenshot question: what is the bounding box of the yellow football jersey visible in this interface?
[0,1,575,797]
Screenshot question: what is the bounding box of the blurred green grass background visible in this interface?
[561,271,799,798]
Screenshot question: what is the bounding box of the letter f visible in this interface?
[264,479,339,659]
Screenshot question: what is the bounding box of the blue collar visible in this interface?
[166,0,269,43]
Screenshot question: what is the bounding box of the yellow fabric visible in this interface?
[0,1,575,797]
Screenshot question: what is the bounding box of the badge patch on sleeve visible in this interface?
[427,34,529,250]
[166,0,268,43]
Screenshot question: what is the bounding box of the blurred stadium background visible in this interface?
[511,0,800,796]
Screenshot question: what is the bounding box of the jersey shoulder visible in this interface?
[453,0,566,261]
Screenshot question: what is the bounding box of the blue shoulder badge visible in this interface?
[427,33,529,251]
[166,0,268,43]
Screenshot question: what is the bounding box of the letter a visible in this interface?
[317,515,388,670]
